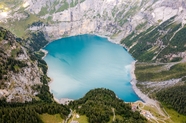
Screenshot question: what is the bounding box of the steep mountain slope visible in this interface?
[1,0,186,43]
[0,26,53,103]
[0,27,42,102]
[121,16,186,62]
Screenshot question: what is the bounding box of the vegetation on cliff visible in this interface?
[121,17,185,63]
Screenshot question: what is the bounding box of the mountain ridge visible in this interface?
[1,0,186,42]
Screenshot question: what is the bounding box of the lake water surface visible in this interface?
[44,34,140,102]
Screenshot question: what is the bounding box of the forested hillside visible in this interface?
[0,100,70,123]
[156,84,186,115]
[69,88,147,123]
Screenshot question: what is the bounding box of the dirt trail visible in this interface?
[112,108,115,121]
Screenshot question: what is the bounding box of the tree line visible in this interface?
[0,99,70,123]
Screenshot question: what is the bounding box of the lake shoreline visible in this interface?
[40,48,74,104]
[94,34,158,105]
[40,49,48,59]
[93,33,119,44]
[130,61,159,106]
[41,34,157,106]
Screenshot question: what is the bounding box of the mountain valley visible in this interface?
[0,0,186,122]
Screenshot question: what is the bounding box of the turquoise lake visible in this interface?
[44,34,140,102]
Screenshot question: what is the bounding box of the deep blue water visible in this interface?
[44,34,140,102]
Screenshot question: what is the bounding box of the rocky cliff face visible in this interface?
[0,27,42,102]
[27,0,184,42]
[1,0,186,43]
